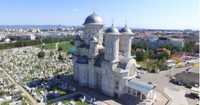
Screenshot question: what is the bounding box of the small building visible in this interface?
[7,34,36,41]
[4,38,11,43]
[169,38,184,48]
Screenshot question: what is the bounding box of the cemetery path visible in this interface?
[0,68,40,105]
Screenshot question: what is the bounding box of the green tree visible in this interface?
[58,46,63,52]
[183,41,194,52]
[49,51,54,57]
[146,60,161,73]
[37,51,45,58]
[58,54,64,61]
[135,50,145,61]
[158,51,169,60]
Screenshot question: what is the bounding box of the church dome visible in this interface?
[83,12,103,25]
[105,24,119,34]
[120,25,133,34]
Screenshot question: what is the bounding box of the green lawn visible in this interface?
[57,41,74,52]
[76,101,89,105]
[1,101,10,105]
[37,41,74,53]
[49,100,88,105]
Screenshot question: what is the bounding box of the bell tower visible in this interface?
[104,24,120,62]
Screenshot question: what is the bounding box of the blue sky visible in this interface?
[0,0,199,29]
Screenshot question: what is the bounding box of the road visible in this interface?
[164,87,188,105]
[0,68,41,105]
[139,66,199,105]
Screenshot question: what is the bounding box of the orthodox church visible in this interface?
[72,12,156,104]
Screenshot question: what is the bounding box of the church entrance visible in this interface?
[114,92,119,99]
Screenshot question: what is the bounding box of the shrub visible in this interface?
[37,51,45,58]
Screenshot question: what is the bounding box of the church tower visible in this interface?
[101,24,120,96]
[104,24,120,63]
[119,25,134,60]
[82,12,104,88]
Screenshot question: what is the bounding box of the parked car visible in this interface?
[136,75,141,79]
[185,93,199,99]
[170,79,183,86]
[184,83,193,89]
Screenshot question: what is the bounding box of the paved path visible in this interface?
[0,68,40,105]
[164,87,188,105]
[153,91,169,105]
[139,67,194,105]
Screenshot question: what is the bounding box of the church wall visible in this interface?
[73,63,78,81]
[100,62,115,96]
[88,60,96,88]
[78,48,89,56]
[112,72,129,97]
[77,63,89,86]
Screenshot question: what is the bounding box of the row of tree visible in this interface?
[0,36,73,50]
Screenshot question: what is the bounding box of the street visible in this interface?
[139,66,199,105]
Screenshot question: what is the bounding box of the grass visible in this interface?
[37,41,74,53]
[61,100,88,105]
[51,87,67,96]
[35,88,45,95]
[0,101,10,105]
[76,101,89,105]
[57,41,74,52]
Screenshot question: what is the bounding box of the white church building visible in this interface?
[73,12,156,104]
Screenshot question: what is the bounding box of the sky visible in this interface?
[0,0,199,30]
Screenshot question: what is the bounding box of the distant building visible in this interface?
[7,34,36,41]
[133,35,185,49]
[4,38,11,43]
[169,38,184,48]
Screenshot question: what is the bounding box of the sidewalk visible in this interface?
[164,87,188,105]
[153,91,169,105]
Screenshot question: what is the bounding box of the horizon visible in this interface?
[0,0,200,30]
[0,24,198,31]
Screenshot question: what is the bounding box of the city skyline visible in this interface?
[0,0,199,30]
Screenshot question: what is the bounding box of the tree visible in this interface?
[49,51,54,57]
[156,48,170,60]
[160,44,173,51]
[70,40,75,45]
[158,51,169,60]
[146,60,159,73]
[132,42,148,50]
[37,51,45,58]
[135,49,146,61]
[58,54,64,61]
[183,41,194,52]
[58,46,63,52]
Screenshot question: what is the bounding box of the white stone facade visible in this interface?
[73,13,156,102]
